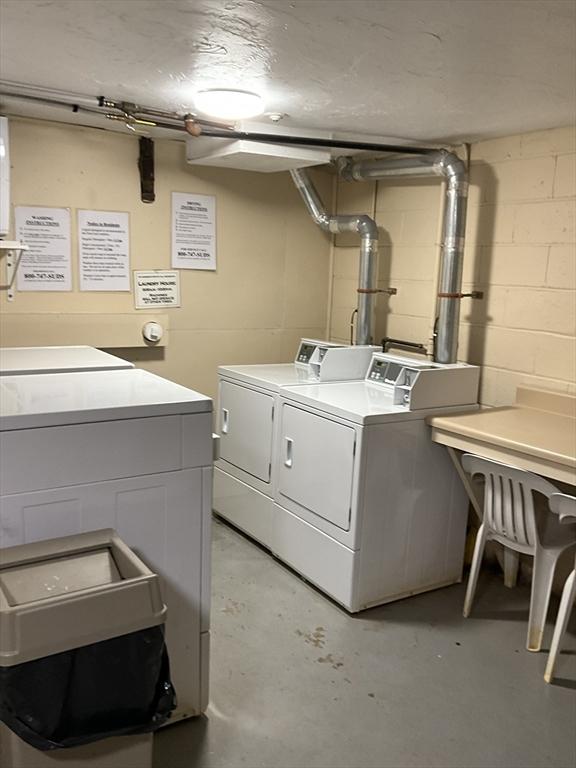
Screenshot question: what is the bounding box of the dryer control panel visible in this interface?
[366,353,479,410]
[310,345,380,382]
[294,339,343,366]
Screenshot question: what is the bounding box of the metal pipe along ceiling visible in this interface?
[338,150,469,364]
[290,169,379,346]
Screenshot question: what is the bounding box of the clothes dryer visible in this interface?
[0,346,133,375]
[0,368,212,721]
[271,353,480,611]
[214,341,378,547]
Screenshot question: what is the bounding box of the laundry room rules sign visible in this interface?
[15,206,72,291]
[134,270,180,308]
[171,192,216,270]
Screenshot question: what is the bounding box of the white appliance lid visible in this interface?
[0,368,212,430]
[280,382,475,425]
[0,346,134,376]
[218,363,315,391]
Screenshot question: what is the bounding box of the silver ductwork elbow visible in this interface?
[337,149,469,364]
[290,168,379,345]
[290,168,331,230]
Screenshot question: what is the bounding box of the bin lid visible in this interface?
[0,549,122,606]
[0,530,166,666]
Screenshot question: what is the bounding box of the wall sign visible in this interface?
[171,192,216,270]
[134,270,180,308]
[78,210,130,291]
[15,206,72,291]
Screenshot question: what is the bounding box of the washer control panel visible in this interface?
[294,339,343,366]
[366,353,480,410]
[367,358,417,385]
[309,345,380,382]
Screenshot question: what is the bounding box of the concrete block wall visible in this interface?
[462,126,575,405]
[331,125,576,406]
[331,176,443,348]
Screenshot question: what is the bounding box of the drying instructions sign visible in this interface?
[78,210,130,291]
[171,192,216,270]
[15,206,72,291]
[134,270,180,308]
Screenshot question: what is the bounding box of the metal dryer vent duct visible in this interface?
[290,169,379,346]
[338,150,469,364]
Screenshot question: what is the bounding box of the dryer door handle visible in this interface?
[221,408,230,434]
[284,437,293,468]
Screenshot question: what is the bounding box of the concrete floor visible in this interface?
[155,518,576,768]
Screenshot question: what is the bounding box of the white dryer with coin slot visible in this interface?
[271,353,480,612]
[213,340,378,547]
[0,368,213,722]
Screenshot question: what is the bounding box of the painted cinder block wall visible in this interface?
[330,126,576,406]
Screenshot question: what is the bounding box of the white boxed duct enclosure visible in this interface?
[0,116,28,302]
[0,116,10,238]
[186,121,332,172]
[0,529,175,768]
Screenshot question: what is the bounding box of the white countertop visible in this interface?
[0,346,134,376]
[0,368,212,430]
[428,387,576,484]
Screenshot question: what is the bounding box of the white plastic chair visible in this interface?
[461,454,576,652]
[544,493,576,682]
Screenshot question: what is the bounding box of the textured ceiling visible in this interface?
[1,0,575,143]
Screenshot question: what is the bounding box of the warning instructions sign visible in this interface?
[15,206,72,291]
[134,270,180,308]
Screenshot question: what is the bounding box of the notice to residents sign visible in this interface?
[134,270,180,308]
[78,210,130,291]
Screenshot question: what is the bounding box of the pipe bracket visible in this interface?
[184,116,203,137]
[437,291,484,299]
[357,287,397,295]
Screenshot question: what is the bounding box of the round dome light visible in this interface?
[193,89,265,120]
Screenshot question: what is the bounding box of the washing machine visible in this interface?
[0,367,213,721]
[270,352,480,612]
[0,345,133,375]
[213,340,378,547]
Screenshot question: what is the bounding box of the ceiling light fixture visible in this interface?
[193,89,265,120]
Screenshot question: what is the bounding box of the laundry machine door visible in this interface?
[278,404,356,530]
[219,380,274,483]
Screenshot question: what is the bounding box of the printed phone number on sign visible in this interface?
[178,249,211,259]
[23,272,66,281]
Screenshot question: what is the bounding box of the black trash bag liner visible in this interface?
[0,626,176,751]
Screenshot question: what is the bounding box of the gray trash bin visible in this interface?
[0,529,176,768]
